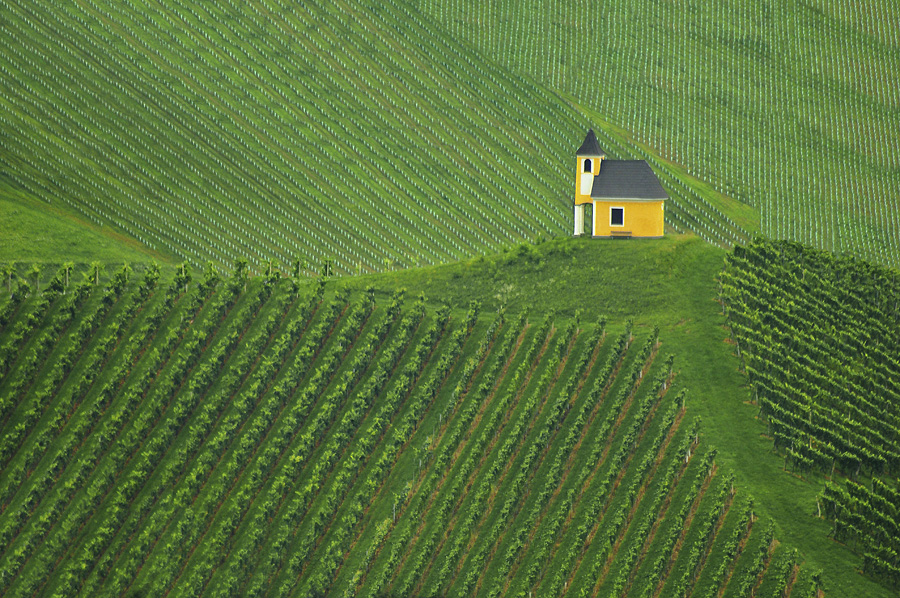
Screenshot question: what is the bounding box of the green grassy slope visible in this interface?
[0,240,849,598]
[1,0,746,275]
[341,235,895,597]
[421,0,900,268]
[0,186,166,265]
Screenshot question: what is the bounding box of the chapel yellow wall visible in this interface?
[575,157,601,206]
[593,200,665,237]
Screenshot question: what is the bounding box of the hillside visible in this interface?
[421,0,900,268]
[1,236,895,597]
[0,0,747,273]
[720,239,900,590]
[3,0,900,595]
[0,190,166,265]
[344,236,900,597]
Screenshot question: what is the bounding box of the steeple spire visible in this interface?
[576,129,605,157]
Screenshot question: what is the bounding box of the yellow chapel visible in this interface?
[574,129,667,238]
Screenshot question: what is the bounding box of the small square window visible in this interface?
[610,207,624,226]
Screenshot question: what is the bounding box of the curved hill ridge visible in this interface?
[1,236,895,596]
[0,245,815,597]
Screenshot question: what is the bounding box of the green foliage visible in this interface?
[722,239,900,479]
[1,237,895,597]
[820,478,900,589]
[0,195,163,265]
[0,256,808,598]
[722,237,900,590]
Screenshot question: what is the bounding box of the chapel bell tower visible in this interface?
[574,129,606,236]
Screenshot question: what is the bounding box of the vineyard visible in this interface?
[422,0,900,268]
[3,0,900,595]
[0,259,820,597]
[0,0,751,275]
[719,238,900,590]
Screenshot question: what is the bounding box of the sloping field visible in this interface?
[0,192,164,265]
[0,261,815,597]
[720,238,900,590]
[422,0,900,267]
[0,0,747,274]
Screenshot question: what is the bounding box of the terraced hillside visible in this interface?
[423,0,900,267]
[720,238,900,590]
[0,0,748,274]
[0,261,815,597]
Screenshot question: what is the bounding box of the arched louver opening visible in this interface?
[583,158,592,173]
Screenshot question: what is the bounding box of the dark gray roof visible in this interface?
[576,129,605,156]
[590,160,668,200]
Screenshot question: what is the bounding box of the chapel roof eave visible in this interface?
[590,160,668,200]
